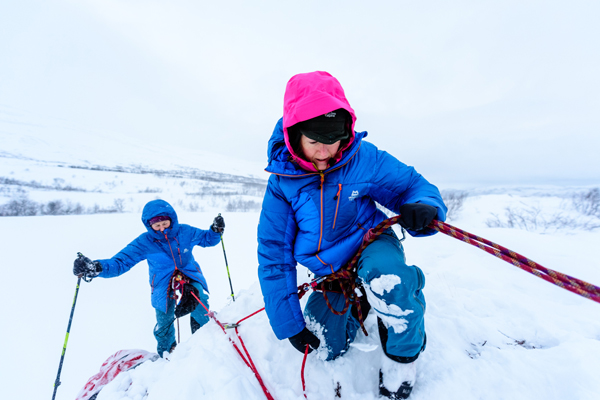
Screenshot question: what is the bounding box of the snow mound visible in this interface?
[96,267,600,400]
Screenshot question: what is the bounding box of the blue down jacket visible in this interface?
[97,199,221,313]
[257,119,448,340]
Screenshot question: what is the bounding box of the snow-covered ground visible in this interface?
[2,192,600,400]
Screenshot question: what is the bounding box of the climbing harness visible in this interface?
[169,271,188,344]
[170,271,188,301]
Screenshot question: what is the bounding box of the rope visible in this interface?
[301,344,309,399]
[428,219,600,303]
[189,291,275,400]
[294,214,600,399]
[298,216,400,335]
[299,215,600,339]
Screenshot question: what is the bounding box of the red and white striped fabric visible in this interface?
[75,349,159,400]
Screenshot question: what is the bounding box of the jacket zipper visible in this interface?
[317,171,325,251]
[174,237,183,266]
[332,183,342,230]
[164,233,180,311]
[164,233,180,272]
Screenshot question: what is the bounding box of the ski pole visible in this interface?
[52,276,82,400]
[220,231,235,302]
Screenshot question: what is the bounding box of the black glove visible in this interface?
[175,283,200,318]
[398,203,438,231]
[211,215,225,233]
[288,327,321,354]
[73,253,103,278]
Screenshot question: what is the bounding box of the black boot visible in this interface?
[191,316,201,334]
[379,369,414,399]
[351,287,371,321]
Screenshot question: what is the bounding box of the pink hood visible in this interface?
[283,71,356,172]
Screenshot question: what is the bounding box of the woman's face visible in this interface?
[299,135,341,171]
[151,219,171,232]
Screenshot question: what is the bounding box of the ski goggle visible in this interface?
[291,109,350,145]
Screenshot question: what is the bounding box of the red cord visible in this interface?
[189,292,274,400]
[301,344,309,399]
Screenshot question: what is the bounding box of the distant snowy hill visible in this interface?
[0,105,268,214]
[0,104,267,177]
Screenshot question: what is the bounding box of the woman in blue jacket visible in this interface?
[73,199,225,357]
[257,71,447,399]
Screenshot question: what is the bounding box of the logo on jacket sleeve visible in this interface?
[348,190,359,201]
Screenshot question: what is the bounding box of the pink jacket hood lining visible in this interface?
[282,71,356,172]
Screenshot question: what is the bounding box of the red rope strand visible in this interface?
[301,344,309,399]
[428,219,600,303]
[189,291,274,400]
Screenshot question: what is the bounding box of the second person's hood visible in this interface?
[141,199,180,240]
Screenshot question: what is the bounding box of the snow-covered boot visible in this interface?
[377,317,419,399]
[378,356,416,399]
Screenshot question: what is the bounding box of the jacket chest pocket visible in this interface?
[324,184,359,241]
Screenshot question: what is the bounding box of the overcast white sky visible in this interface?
[1,0,599,188]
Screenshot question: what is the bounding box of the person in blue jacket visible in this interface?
[257,71,447,399]
[73,199,225,357]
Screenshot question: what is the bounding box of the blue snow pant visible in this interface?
[153,281,210,356]
[304,229,426,361]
